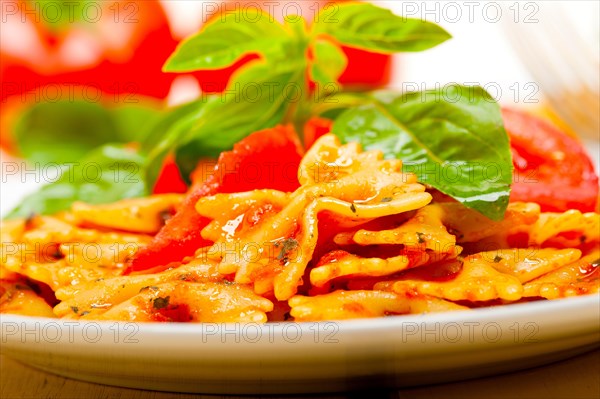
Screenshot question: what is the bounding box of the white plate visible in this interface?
[1,295,599,394]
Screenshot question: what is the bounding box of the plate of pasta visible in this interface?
[2,129,599,393]
[1,1,599,395]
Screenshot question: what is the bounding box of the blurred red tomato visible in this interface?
[338,46,391,87]
[0,0,179,102]
[1,0,391,102]
[303,116,333,149]
[503,108,599,212]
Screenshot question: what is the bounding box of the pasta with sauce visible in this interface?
[1,134,598,322]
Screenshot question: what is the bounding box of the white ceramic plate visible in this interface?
[1,295,599,394]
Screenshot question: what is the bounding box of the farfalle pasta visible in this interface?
[1,135,598,321]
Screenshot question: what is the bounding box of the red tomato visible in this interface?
[152,154,189,194]
[503,108,599,212]
[0,0,179,101]
[217,124,304,193]
[303,116,333,150]
[126,125,304,274]
[338,46,392,88]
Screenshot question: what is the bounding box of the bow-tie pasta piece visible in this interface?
[96,282,273,323]
[376,257,523,302]
[523,249,599,299]
[289,290,410,321]
[483,248,581,283]
[71,194,183,234]
[289,289,468,321]
[0,279,56,317]
[54,258,223,319]
[526,211,599,248]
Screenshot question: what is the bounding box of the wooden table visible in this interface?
[1,350,598,399]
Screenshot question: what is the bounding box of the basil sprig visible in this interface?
[8,2,515,221]
[152,2,452,185]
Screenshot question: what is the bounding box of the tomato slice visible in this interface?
[152,154,189,194]
[125,125,304,273]
[503,108,599,212]
[218,124,304,193]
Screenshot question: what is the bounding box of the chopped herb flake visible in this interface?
[447,228,464,240]
[493,255,503,263]
[380,197,393,202]
[277,238,299,262]
[350,203,357,213]
[153,296,170,309]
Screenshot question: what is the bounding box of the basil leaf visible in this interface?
[142,99,210,153]
[111,103,162,142]
[163,9,292,72]
[310,39,348,87]
[332,85,512,220]
[13,100,160,165]
[13,101,119,165]
[6,144,147,219]
[313,3,451,52]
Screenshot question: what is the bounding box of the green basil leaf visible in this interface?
[12,100,160,165]
[310,39,348,87]
[6,144,147,219]
[332,85,512,220]
[13,101,119,164]
[163,9,292,72]
[313,3,451,53]
[111,103,162,142]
